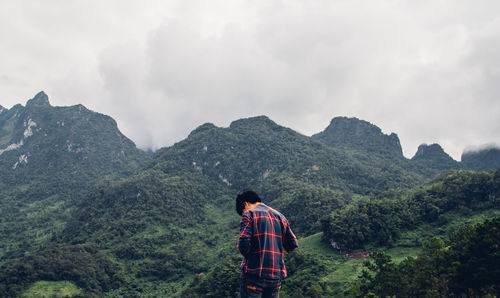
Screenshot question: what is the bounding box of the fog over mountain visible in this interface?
[1,0,500,160]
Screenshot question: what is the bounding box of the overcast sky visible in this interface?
[1,0,499,160]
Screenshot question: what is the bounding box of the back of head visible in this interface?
[235,190,262,216]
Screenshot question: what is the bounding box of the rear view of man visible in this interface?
[236,190,298,298]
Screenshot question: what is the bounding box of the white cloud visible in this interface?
[1,0,499,160]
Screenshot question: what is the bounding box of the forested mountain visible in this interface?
[462,146,500,171]
[411,143,461,172]
[0,92,151,261]
[0,91,150,186]
[312,116,403,158]
[312,116,500,176]
[155,115,429,195]
[0,92,498,297]
[321,170,499,251]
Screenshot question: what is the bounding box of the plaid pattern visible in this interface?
[238,203,298,280]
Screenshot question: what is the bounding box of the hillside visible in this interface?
[312,116,404,158]
[411,143,461,172]
[179,170,500,297]
[0,94,498,297]
[312,117,468,180]
[321,170,500,251]
[462,146,500,171]
[0,91,150,186]
[155,116,431,196]
[0,92,151,260]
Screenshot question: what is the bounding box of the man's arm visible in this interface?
[237,212,253,256]
[283,221,298,253]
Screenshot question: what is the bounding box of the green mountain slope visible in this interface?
[411,143,461,172]
[462,146,500,171]
[321,170,500,251]
[0,92,151,260]
[173,170,500,297]
[312,117,466,179]
[0,95,498,297]
[55,167,236,296]
[156,116,428,196]
[0,91,149,187]
[312,116,403,158]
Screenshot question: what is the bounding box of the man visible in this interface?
[236,190,298,298]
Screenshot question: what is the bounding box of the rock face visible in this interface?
[462,147,500,171]
[411,143,461,171]
[312,117,403,157]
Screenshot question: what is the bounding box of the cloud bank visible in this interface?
[1,0,499,160]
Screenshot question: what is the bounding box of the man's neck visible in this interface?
[243,202,261,214]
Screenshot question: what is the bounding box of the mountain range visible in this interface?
[0,92,498,297]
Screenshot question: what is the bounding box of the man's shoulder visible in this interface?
[256,204,288,220]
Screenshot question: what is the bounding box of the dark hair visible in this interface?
[235,190,262,216]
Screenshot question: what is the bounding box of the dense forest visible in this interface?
[322,170,499,250]
[0,93,498,297]
[358,217,499,297]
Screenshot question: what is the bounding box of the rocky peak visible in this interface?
[412,143,447,160]
[0,91,151,184]
[229,115,281,132]
[411,143,460,171]
[312,117,403,157]
[188,123,217,138]
[26,91,50,108]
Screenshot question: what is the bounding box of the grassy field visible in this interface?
[297,232,368,296]
[22,281,82,298]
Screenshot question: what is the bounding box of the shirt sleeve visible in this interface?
[237,212,253,256]
[283,220,298,253]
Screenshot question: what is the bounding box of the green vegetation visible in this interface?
[358,217,500,297]
[169,172,499,297]
[322,170,499,250]
[0,244,121,296]
[312,116,404,158]
[0,93,498,297]
[22,281,82,298]
[0,92,151,261]
[411,143,461,172]
[155,116,431,196]
[462,147,500,171]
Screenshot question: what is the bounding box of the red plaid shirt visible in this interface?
[238,203,298,280]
